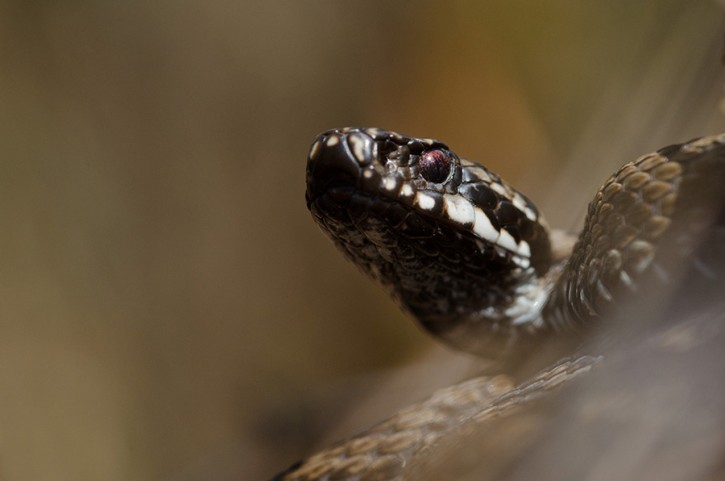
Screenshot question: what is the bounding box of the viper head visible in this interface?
[305,127,552,355]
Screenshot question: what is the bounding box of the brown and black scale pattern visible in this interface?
[543,134,725,331]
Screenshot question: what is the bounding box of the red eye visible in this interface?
[419,149,452,183]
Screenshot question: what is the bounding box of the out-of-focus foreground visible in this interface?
[0,2,723,480]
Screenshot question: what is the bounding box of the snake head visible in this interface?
[305,127,553,357]
[306,127,550,272]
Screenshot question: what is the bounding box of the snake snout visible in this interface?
[306,129,376,203]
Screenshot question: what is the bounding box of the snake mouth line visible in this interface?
[308,181,537,281]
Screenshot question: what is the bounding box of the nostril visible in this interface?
[388,145,411,165]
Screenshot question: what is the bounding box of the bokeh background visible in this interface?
[1,1,723,480]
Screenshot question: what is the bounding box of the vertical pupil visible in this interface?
[420,150,451,183]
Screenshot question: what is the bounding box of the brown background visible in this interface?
[0,1,723,480]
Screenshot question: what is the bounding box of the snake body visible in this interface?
[274,130,725,481]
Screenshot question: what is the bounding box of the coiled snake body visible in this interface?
[275,130,725,481]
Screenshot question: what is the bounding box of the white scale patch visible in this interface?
[383,177,398,192]
[517,240,531,257]
[489,182,509,197]
[363,170,374,179]
[460,159,493,183]
[348,135,367,164]
[443,194,474,225]
[511,193,526,210]
[619,270,636,291]
[309,139,321,159]
[473,207,498,243]
[512,255,530,268]
[523,206,537,221]
[476,169,492,183]
[497,229,519,253]
[471,168,492,183]
[511,193,537,221]
[400,184,414,197]
[325,135,340,147]
[415,192,436,211]
[507,281,546,326]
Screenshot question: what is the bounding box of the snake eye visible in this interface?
[420,149,452,183]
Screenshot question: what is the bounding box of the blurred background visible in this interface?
[0,1,723,480]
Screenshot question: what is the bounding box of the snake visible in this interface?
[273,129,725,481]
